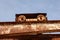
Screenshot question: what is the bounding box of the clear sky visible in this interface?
[0,0,60,22]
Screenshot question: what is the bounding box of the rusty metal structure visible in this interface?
[0,13,60,40]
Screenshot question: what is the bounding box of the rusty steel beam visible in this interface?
[0,13,60,40]
[0,22,60,35]
[0,13,60,35]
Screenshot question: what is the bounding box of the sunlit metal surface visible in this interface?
[0,23,60,35]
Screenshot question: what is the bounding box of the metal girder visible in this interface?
[0,13,60,40]
[0,23,60,35]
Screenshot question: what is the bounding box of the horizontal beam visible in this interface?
[0,23,60,35]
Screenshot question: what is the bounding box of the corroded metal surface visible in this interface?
[0,13,60,40]
[51,36,60,40]
[0,39,18,40]
[0,23,60,35]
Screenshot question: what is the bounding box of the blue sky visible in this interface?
[0,0,60,21]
